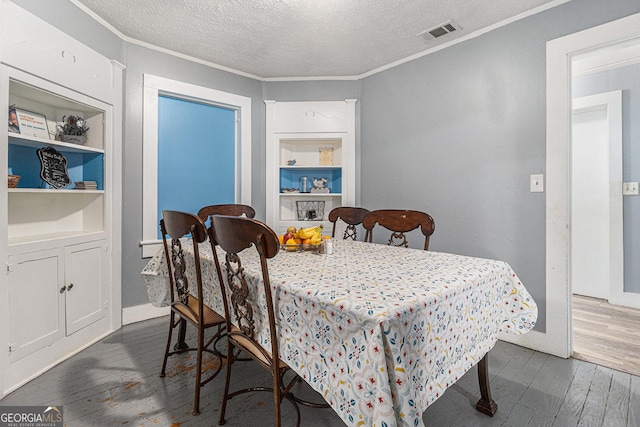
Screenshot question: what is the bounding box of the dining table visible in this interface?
[142,238,537,427]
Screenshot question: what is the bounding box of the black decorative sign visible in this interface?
[37,146,71,189]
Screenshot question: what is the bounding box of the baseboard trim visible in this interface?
[499,330,553,356]
[122,303,170,325]
[609,291,640,310]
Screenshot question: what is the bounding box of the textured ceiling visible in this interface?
[73,0,564,79]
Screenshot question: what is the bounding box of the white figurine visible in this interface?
[313,177,328,189]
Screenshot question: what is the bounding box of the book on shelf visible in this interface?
[74,181,97,190]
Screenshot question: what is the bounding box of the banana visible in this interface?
[297,228,312,239]
[298,225,323,239]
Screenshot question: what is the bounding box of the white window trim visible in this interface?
[140,74,252,258]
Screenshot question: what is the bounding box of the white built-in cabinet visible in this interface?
[7,240,107,361]
[0,1,122,395]
[265,100,357,235]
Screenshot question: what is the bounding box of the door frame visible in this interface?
[544,13,640,358]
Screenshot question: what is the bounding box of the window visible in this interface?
[141,75,251,257]
[157,95,235,237]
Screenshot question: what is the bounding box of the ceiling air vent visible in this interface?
[417,20,461,41]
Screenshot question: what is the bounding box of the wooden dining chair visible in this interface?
[159,210,225,416]
[211,215,324,427]
[328,206,370,240]
[363,209,436,250]
[197,203,255,224]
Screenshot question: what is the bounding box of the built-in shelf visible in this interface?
[266,100,357,233]
[8,231,106,247]
[8,188,104,194]
[1,2,121,395]
[279,165,340,170]
[9,133,105,154]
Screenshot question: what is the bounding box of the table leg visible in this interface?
[475,353,498,416]
[174,318,189,350]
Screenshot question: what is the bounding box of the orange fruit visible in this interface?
[278,235,285,244]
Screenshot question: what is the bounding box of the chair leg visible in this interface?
[273,367,284,427]
[175,318,189,350]
[273,385,281,427]
[160,311,175,377]
[193,326,204,416]
[218,341,234,425]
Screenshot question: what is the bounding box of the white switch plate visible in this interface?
[530,174,544,192]
[623,182,639,195]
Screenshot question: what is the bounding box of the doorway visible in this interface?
[545,13,640,358]
[569,91,640,375]
[571,91,622,301]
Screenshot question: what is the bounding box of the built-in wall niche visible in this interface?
[9,79,104,151]
[279,167,343,194]
[279,138,342,167]
[265,100,356,234]
[1,1,122,395]
[8,192,104,244]
[8,143,104,190]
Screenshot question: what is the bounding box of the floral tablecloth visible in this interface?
[142,239,537,427]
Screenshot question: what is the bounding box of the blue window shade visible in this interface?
[157,96,235,238]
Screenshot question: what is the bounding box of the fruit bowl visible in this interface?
[281,243,322,253]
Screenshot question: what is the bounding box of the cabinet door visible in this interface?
[64,241,107,335]
[8,248,65,361]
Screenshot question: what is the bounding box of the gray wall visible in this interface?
[358,0,640,332]
[574,64,640,294]
[11,0,640,328]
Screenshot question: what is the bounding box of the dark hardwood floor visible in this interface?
[1,316,638,426]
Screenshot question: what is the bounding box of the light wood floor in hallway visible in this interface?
[1,316,639,426]
[572,294,640,377]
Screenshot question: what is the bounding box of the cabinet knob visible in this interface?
[67,283,74,291]
[60,286,66,293]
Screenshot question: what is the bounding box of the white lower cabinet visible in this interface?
[8,240,107,362]
[8,248,64,362]
[64,241,107,335]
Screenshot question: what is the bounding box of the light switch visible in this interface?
[623,182,639,195]
[530,174,544,193]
